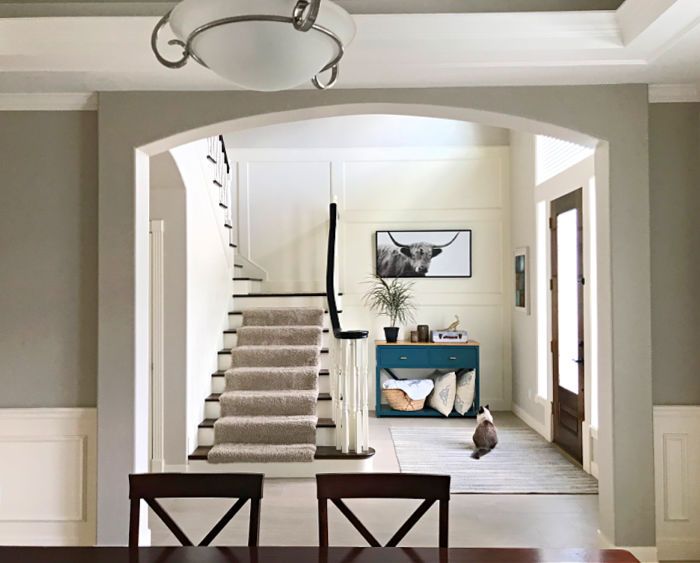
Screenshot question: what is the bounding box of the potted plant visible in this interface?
[363,275,416,343]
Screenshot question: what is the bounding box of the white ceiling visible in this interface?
[0,0,698,94]
[223,114,510,149]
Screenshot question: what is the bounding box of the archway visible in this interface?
[97,88,652,550]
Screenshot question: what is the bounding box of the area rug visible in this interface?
[390,418,598,494]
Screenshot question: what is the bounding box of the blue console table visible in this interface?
[375,340,480,418]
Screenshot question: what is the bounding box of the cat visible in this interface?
[471,405,498,459]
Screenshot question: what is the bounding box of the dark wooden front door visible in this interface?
[550,189,584,463]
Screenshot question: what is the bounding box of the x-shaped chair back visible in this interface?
[316,473,450,548]
[128,473,264,547]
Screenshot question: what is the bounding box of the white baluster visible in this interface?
[360,339,369,451]
[349,339,357,452]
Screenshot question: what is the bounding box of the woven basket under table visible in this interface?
[382,389,425,412]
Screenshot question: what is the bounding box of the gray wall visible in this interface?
[649,103,700,405]
[0,111,97,408]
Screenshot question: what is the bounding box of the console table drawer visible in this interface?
[378,348,429,366]
[428,348,477,367]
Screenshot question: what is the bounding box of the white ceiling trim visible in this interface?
[0,93,97,111]
[616,0,677,44]
[0,6,699,91]
[648,83,700,103]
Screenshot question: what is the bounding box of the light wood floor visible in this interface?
[151,412,600,548]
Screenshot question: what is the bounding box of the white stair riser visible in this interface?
[316,426,335,447]
[224,331,330,349]
[319,376,330,394]
[205,399,332,419]
[197,425,335,447]
[187,455,373,477]
[232,295,340,309]
[211,375,329,394]
[232,279,262,294]
[229,313,336,330]
[218,352,329,371]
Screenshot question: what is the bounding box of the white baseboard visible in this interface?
[512,402,549,440]
[657,538,700,561]
[654,406,700,562]
[482,398,510,413]
[590,460,599,479]
[598,530,658,563]
[0,408,97,546]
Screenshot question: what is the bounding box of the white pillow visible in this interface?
[454,369,476,415]
[427,371,456,416]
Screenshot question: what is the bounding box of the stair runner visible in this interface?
[207,307,323,463]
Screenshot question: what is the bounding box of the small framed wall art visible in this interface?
[514,247,529,314]
[375,230,472,278]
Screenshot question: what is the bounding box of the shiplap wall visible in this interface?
[0,409,96,545]
[232,146,511,409]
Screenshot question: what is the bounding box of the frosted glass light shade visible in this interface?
[169,0,355,91]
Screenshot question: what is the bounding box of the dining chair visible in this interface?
[128,472,264,547]
[316,473,450,547]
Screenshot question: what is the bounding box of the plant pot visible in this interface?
[384,327,399,343]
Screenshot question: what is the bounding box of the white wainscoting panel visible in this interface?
[0,409,96,545]
[654,406,700,561]
[343,153,504,211]
[230,145,511,409]
[245,160,331,292]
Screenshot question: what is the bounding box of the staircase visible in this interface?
[188,276,374,476]
[184,138,373,475]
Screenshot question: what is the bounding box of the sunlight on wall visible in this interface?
[536,135,594,186]
[588,176,598,429]
[537,200,548,399]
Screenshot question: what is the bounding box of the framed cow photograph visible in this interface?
[375,230,472,278]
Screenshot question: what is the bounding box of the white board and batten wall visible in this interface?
[229,143,512,411]
[0,409,96,545]
[654,406,700,561]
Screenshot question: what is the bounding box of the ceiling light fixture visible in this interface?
[151,0,356,91]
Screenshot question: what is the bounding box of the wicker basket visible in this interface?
[383,389,425,412]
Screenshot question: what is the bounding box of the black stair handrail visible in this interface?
[326,202,368,340]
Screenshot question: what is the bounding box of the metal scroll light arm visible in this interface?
[150,0,342,90]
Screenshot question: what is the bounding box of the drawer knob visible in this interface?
[400,356,408,360]
[449,356,457,360]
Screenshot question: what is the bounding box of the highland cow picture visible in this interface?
[375,230,472,278]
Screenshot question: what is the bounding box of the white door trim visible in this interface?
[149,219,165,473]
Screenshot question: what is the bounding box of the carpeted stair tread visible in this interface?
[219,390,318,416]
[209,307,324,464]
[225,328,330,334]
[191,445,375,461]
[242,307,324,327]
[200,417,333,429]
[208,443,317,463]
[225,366,319,391]
[236,325,322,346]
[214,368,328,377]
[220,347,329,355]
[214,415,318,445]
[230,345,320,368]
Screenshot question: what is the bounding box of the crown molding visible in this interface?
[0,93,98,111]
[648,83,700,103]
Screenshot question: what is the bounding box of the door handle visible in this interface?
[572,358,584,364]
[449,356,457,360]
[399,356,407,360]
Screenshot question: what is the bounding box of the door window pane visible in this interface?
[557,209,579,394]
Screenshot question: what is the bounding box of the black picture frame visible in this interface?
[375,229,472,278]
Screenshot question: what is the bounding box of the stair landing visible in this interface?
[187,445,376,477]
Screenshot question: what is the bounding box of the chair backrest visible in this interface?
[128,473,264,547]
[316,473,450,547]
